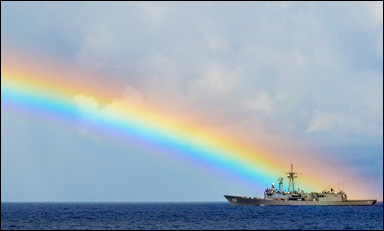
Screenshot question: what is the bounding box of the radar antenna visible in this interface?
[278,177,284,192]
[285,164,298,192]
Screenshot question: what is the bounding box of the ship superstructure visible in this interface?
[224,164,377,206]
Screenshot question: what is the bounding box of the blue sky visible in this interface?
[1,2,383,202]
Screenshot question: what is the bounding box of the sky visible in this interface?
[1,2,383,202]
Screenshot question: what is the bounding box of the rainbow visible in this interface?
[1,61,321,192]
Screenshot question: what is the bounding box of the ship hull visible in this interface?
[224,195,377,206]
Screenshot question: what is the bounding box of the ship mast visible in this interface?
[285,164,298,193]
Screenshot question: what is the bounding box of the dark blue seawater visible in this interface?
[1,202,383,230]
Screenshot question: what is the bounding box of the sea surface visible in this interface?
[1,202,383,230]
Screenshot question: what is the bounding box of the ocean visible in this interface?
[1,202,383,230]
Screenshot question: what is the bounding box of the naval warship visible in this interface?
[224,164,377,206]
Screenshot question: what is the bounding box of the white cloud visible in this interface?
[72,94,99,114]
[196,16,228,51]
[122,86,144,103]
[8,1,383,147]
[140,51,180,96]
[76,25,118,68]
[306,113,346,133]
[188,61,243,100]
[72,94,103,138]
[245,94,274,115]
[306,111,382,137]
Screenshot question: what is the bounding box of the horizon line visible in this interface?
[1,201,383,203]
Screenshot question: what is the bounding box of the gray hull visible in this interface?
[224,195,377,206]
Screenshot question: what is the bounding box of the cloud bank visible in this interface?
[2,1,382,201]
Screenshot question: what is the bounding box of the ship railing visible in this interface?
[345,199,376,202]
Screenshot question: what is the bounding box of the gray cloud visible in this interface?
[11,1,379,146]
